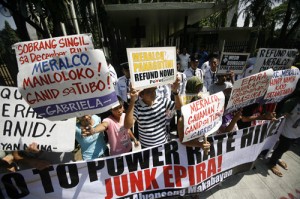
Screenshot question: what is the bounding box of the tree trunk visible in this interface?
[279,0,292,40]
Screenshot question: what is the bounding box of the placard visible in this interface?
[252,48,298,74]
[17,49,118,121]
[226,69,273,113]
[13,34,94,68]
[181,92,225,142]
[127,47,177,90]
[0,86,76,152]
[263,68,300,104]
[219,52,250,74]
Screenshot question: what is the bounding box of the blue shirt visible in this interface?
[75,115,107,160]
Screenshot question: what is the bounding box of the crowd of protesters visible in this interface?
[1,47,299,180]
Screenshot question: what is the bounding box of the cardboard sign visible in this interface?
[17,49,118,121]
[0,86,76,152]
[252,48,298,74]
[127,47,177,90]
[219,52,250,74]
[263,68,300,104]
[13,34,94,68]
[181,92,225,142]
[226,69,273,113]
[0,119,283,199]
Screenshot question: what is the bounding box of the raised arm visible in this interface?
[172,75,183,110]
[124,85,140,129]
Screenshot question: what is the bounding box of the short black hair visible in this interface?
[120,62,129,69]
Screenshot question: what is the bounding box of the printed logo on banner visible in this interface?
[226,69,273,113]
[17,49,118,121]
[0,119,283,199]
[219,52,250,74]
[263,68,300,104]
[252,48,298,74]
[13,34,94,68]
[181,92,225,142]
[0,86,76,152]
[127,47,177,90]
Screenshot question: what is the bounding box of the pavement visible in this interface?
[193,139,300,199]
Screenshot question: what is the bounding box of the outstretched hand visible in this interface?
[81,125,95,137]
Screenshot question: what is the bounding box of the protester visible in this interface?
[185,76,207,97]
[124,77,182,148]
[178,48,190,72]
[204,55,220,91]
[76,115,108,160]
[156,85,173,135]
[237,103,277,130]
[81,97,139,156]
[218,88,242,134]
[198,47,208,68]
[156,85,171,99]
[13,142,74,170]
[116,62,131,109]
[183,55,204,81]
[209,73,233,95]
[269,82,300,177]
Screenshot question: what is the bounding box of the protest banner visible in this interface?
[13,34,94,68]
[17,49,119,121]
[0,118,283,199]
[181,92,225,142]
[252,48,298,74]
[127,47,177,90]
[263,68,300,104]
[0,86,76,152]
[226,69,273,113]
[219,52,250,74]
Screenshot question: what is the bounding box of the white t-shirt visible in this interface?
[282,103,300,139]
[179,53,190,71]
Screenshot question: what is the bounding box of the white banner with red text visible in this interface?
[0,118,283,199]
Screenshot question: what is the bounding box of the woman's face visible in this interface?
[111,104,124,117]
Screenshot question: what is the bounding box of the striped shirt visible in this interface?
[133,97,175,148]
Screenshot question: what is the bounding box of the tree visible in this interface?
[0,21,21,86]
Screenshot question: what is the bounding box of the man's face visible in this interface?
[123,68,130,78]
[210,58,219,71]
[217,74,226,83]
[191,61,199,70]
[141,87,157,103]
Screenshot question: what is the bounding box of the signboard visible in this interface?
[13,34,94,68]
[17,49,118,121]
[127,47,177,90]
[219,52,250,74]
[252,48,298,74]
[263,68,300,104]
[226,69,273,113]
[0,86,76,152]
[0,119,283,199]
[181,92,225,142]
